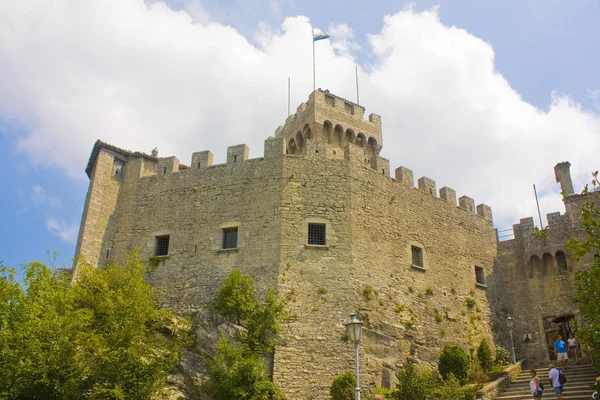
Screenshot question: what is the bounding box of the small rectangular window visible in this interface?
[222,227,238,249]
[411,246,424,268]
[155,235,170,256]
[475,266,486,285]
[308,223,326,245]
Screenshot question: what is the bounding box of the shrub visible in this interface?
[362,285,375,301]
[438,345,470,385]
[425,287,434,296]
[394,303,405,313]
[435,310,443,323]
[494,346,511,365]
[368,386,394,400]
[434,374,477,400]
[468,357,488,385]
[464,297,476,308]
[391,364,436,400]
[330,372,355,400]
[476,339,494,372]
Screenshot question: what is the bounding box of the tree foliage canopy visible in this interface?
[0,252,188,400]
[205,269,286,400]
[438,344,470,385]
[567,171,600,361]
[329,371,356,400]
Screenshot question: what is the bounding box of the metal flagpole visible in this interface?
[312,28,316,91]
[355,65,360,106]
[533,184,544,228]
[288,77,291,116]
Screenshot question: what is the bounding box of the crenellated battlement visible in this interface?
[506,211,572,246]
[85,136,493,226]
[393,165,493,223]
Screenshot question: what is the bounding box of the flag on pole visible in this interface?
[313,32,330,41]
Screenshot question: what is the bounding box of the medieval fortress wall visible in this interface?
[75,90,590,399]
[490,162,597,365]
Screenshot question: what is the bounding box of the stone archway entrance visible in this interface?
[543,315,574,360]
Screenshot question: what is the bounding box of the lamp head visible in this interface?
[346,312,363,343]
[506,315,514,328]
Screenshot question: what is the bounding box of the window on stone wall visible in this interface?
[556,251,568,273]
[308,223,326,245]
[222,227,238,249]
[542,253,552,276]
[475,266,486,286]
[113,159,125,179]
[411,246,424,268]
[155,235,170,256]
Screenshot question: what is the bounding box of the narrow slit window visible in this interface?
[556,251,568,273]
[155,235,170,256]
[475,266,486,285]
[308,223,326,245]
[222,227,238,249]
[411,246,424,268]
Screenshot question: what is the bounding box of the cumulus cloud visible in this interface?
[46,216,79,244]
[31,185,61,209]
[1,1,599,230]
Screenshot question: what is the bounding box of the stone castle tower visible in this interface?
[74,90,593,399]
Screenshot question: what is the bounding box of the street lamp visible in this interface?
[506,315,516,364]
[346,312,363,400]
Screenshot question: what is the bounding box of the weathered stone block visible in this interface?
[264,137,285,160]
[227,144,249,164]
[476,203,493,223]
[418,176,436,197]
[191,151,213,169]
[439,187,457,205]
[459,195,475,213]
[394,166,413,186]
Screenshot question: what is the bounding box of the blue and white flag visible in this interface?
[313,32,330,42]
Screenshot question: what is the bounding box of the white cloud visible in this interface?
[590,89,600,111]
[31,185,61,209]
[1,1,599,230]
[46,216,79,244]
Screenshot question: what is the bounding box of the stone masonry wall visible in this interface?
[273,142,497,399]
[490,206,595,365]
[75,150,123,267]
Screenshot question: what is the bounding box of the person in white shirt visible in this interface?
[529,369,543,399]
[549,364,564,400]
[567,334,578,364]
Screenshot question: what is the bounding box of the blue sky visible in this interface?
[1,0,599,271]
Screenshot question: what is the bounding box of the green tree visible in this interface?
[566,171,600,361]
[330,371,356,400]
[390,364,436,400]
[204,338,284,400]
[245,289,285,352]
[0,252,188,399]
[205,270,286,399]
[476,339,494,372]
[438,345,470,385]
[434,374,477,400]
[213,269,256,325]
[0,261,86,399]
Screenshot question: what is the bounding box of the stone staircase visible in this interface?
[496,363,598,400]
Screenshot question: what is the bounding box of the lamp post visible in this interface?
[507,315,516,364]
[346,312,363,400]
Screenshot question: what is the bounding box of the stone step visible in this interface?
[494,362,598,400]
[512,374,598,384]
